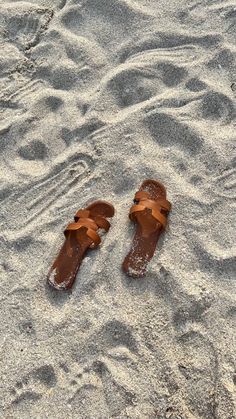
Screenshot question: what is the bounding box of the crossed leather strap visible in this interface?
[130,191,171,229]
[64,209,111,249]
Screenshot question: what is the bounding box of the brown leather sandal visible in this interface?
[122,180,171,278]
[47,201,115,290]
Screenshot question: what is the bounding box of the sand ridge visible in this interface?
[0,0,235,418]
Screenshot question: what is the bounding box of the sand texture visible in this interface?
[0,0,236,418]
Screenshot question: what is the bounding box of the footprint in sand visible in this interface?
[10,365,57,407]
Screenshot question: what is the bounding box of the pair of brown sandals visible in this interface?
[47,179,171,290]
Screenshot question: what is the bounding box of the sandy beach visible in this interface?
[0,0,235,417]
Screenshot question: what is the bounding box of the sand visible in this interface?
[0,0,236,418]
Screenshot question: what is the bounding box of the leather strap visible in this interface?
[85,228,101,248]
[74,210,110,231]
[134,191,150,201]
[93,215,110,231]
[154,198,171,212]
[138,198,171,215]
[65,218,101,248]
[130,203,167,228]
[134,192,171,212]
[130,194,171,229]
[66,218,98,231]
[65,208,110,249]
[74,209,90,221]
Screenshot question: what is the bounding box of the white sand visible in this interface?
[0,0,236,417]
